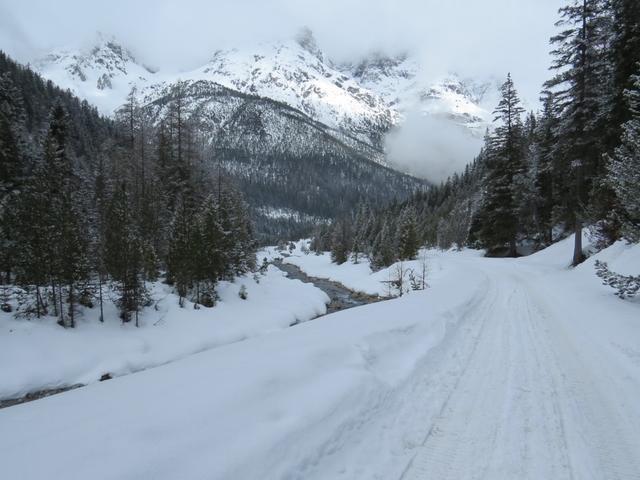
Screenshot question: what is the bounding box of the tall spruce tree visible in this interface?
[477,74,525,256]
[104,183,145,325]
[371,219,394,269]
[608,73,640,241]
[42,105,88,327]
[397,207,420,260]
[167,192,197,306]
[535,92,559,244]
[330,219,351,265]
[0,73,29,283]
[193,195,225,307]
[606,0,640,150]
[545,0,611,264]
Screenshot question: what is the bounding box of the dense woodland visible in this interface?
[319,0,639,296]
[0,48,424,326]
[0,52,256,326]
[2,0,640,326]
[134,78,426,243]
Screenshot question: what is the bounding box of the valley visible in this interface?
[1,237,639,479]
[1,1,639,479]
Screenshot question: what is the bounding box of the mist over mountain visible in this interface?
[30,30,503,180]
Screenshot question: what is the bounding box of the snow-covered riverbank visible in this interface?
[0,264,328,401]
[0,237,639,479]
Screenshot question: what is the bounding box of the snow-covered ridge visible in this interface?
[34,33,154,115]
[343,52,495,134]
[2,238,638,479]
[32,31,495,147]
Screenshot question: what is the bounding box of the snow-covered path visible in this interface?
[401,260,640,480]
[1,240,639,479]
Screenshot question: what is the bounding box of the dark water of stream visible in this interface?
[0,385,83,409]
[272,259,383,316]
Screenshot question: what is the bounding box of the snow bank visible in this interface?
[0,250,489,480]
[276,240,483,296]
[0,265,328,400]
[1,238,638,480]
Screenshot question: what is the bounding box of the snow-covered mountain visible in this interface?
[34,34,155,115]
[344,52,495,134]
[32,31,495,164]
[192,28,397,151]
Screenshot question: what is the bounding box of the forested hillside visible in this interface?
[0,51,256,326]
[136,79,426,240]
[318,0,640,289]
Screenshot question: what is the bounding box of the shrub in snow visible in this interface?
[239,285,248,300]
[78,289,94,308]
[595,260,640,299]
[259,258,269,275]
[199,285,218,308]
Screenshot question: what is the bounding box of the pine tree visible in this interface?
[104,183,145,325]
[535,92,559,244]
[330,219,351,265]
[545,0,611,264]
[42,105,88,327]
[217,186,256,277]
[351,203,370,263]
[371,219,394,269]
[477,74,525,256]
[606,0,640,150]
[167,193,196,306]
[397,207,420,260]
[14,179,50,317]
[0,73,28,283]
[608,73,640,241]
[193,195,225,307]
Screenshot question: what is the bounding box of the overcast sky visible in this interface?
[1,0,562,105]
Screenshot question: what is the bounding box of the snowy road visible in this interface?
[401,260,640,480]
[0,240,639,479]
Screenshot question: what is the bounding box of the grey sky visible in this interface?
[1,0,562,105]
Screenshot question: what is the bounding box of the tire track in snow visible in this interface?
[278,267,494,480]
[398,275,503,480]
[400,268,580,480]
[523,276,640,480]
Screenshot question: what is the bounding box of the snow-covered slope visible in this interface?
[191,29,397,149]
[1,238,638,479]
[34,33,155,116]
[0,262,328,401]
[344,52,496,135]
[32,31,494,150]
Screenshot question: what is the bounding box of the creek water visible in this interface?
[272,259,383,317]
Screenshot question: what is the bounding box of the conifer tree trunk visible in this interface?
[35,285,41,318]
[573,222,583,266]
[68,282,74,328]
[572,1,587,266]
[98,274,104,323]
[51,280,58,317]
[58,284,64,326]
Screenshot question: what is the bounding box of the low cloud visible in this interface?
[0,0,562,106]
[384,111,483,183]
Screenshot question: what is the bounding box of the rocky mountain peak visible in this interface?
[294,27,323,62]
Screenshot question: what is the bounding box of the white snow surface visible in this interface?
[276,240,452,296]
[0,264,328,400]
[32,34,494,140]
[1,237,639,480]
